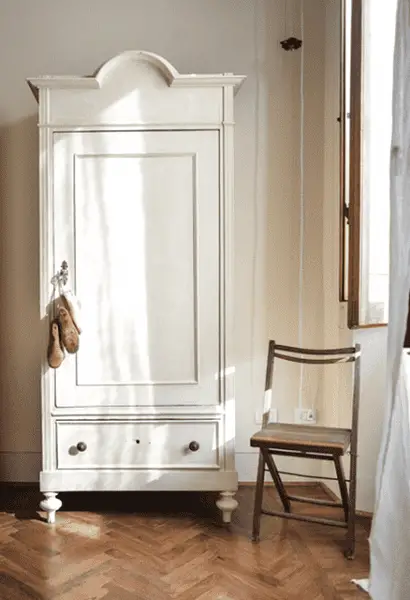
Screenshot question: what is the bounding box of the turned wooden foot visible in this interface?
[40,492,62,524]
[216,491,238,523]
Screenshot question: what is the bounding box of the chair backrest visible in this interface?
[262,341,361,454]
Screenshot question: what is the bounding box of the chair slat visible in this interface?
[276,470,345,481]
[261,509,348,529]
[274,352,356,365]
[275,344,357,356]
[268,449,335,461]
[286,494,345,509]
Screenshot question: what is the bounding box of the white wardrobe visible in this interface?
[28,51,245,523]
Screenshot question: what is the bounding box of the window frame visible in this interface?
[339,0,348,304]
[340,0,389,330]
[347,0,363,329]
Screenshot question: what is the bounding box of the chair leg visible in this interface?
[263,449,291,513]
[345,451,358,560]
[334,455,349,522]
[252,450,266,542]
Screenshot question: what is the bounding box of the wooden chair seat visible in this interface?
[250,423,351,455]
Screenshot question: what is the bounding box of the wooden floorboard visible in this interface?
[0,484,370,599]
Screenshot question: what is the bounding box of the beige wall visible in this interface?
[0,0,272,479]
[235,0,326,478]
[0,0,383,513]
[0,0,311,481]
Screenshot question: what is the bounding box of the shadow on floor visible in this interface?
[0,484,222,523]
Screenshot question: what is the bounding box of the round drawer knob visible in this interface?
[76,442,87,452]
[189,441,200,452]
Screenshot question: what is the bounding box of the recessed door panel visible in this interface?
[53,131,220,407]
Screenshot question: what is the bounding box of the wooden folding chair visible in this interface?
[250,341,361,559]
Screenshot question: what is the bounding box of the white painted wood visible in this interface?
[39,493,62,524]
[216,491,239,523]
[47,88,223,128]
[40,469,238,492]
[53,130,219,408]
[27,51,245,127]
[28,51,244,521]
[51,406,223,417]
[56,421,219,470]
[221,86,236,473]
[39,90,56,474]
[39,124,229,131]
[28,50,245,93]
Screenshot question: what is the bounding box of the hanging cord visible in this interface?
[297,0,305,409]
[250,0,261,389]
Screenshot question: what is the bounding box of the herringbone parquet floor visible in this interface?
[0,484,370,600]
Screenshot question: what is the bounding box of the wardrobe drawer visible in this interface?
[56,421,220,470]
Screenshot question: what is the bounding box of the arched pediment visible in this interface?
[93,50,180,86]
[27,50,245,101]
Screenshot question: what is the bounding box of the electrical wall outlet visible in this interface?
[295,408,317,424]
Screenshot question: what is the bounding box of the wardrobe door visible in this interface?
[53,130,221,407]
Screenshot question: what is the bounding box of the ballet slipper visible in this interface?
[47,319,65,368]
[61,289,82,334]
[58,306,80,354]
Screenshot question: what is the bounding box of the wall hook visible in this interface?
[51,261,69,288]
[280,37,303,51]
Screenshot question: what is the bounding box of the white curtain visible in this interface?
[369,0,410,597]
